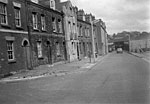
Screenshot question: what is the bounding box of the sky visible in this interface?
[61,0,150,35]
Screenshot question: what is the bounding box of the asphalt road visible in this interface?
[0,52,149,104]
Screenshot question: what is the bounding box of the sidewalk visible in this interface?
[129,51,150,60]
[0,55,106,83]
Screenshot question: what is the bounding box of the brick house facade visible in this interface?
[0,0,66,76]
[56,1,79,62]
[27,0,66,67]
[77,10,93,59]
[0,0,30,76]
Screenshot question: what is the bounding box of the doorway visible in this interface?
[22,38,31,69]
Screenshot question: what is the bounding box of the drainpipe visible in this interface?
[25,0,33,69]
[91,21,96,63]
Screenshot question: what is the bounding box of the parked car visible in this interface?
[116,48,123,53]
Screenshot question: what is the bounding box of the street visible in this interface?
[0,52,149,104]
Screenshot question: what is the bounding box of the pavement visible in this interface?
[0,54,108,83]
[129,51,150,63]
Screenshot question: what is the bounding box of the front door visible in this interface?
[23,39,31,69]
[47,41,52,65]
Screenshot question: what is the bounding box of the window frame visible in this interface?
[37,41,43,58]
[41,14,46,31]
[50,0,55,10]
[0,2,8,25]
[52,17,57,32]
[58,19,62,33]
[14,7,21,27]
[56,42,61,56]
[32,12,38,30]
[6,40,15,62]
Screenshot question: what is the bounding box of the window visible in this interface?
[73,23,75,33]
[37,41,42,58]
[14,7,21,27]
[50,0,55,10]
[87,28,90,37]
[56,42,60,56]
[41,15,46,31]
[58,19,62,33]
[32,13,38,29]
[80,26,82,36]
[52,17,57,32]
[68,21,71,33]
[0,3,7,24]
[7,41,15,61]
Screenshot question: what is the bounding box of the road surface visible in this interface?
[0,52,149,104]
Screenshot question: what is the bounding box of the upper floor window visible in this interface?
[41,15,46,31]
[87,28,90,37]
[50,0,55,10]
[14,7,21,27]
[52,17,57,32]
[32,12,38,29]
[80,26,82,36]
[58,19,62,33]
[0,3,7,25]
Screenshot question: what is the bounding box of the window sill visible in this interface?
[33,29,40,32]
[1,24,11,29]
[57,55,61,57]
[38,57,44,59]
[8,59,16,64]
[16,26,24,30]
[41,30,47,32]
[58,32,63,34]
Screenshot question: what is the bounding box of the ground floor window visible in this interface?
[37,41,42,58]
[7,41,15,61]
[56,42,61,56]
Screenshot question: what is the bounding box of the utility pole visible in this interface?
[91,21,96,63]
[127,34,131,52]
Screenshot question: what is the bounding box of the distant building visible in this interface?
[130,33,150,52]
[94,19,108,55]
[77,10,93,59]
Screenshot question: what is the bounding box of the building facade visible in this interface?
[94,19,108,55]
[0,0,30,76]
[27,0,66,67]
[77,10,94,59]
[0,0,66,76]
[130,34,150,52]
[57,0,79,62]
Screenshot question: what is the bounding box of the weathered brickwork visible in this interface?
[0,0,29,76]
[27,1,65,67]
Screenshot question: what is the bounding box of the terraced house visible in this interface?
[56,0,79,62]
[0,0,108,77]
[28,0,66,67]
[0,0,29,76]
[0,0,66,77]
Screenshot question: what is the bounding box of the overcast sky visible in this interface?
[61,0,150,35]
